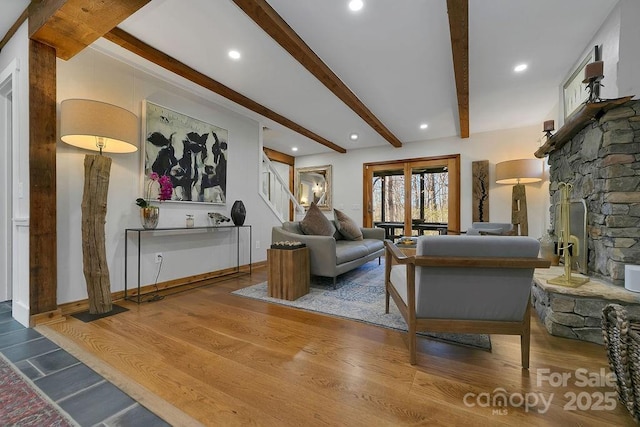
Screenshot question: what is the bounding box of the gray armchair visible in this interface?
[466,222,516,236]
[384,235,550,368]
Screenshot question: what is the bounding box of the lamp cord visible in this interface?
[146,255,165,303]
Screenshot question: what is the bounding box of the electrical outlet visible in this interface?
[155,253,163,263]
[256,240,261,249]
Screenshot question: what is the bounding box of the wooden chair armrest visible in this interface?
[414,256,550,269]
[384,240,414,264]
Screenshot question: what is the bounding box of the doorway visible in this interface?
[0,68,13,303]
[363,154,460,239]
[263,147,295,221]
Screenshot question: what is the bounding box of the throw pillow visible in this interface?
[334,209,363,240]
[300,202,335,236]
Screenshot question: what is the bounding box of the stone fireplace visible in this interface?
[531,99,640,344]
[547,99,640,286]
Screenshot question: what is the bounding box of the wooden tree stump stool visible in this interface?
[267,247,310,301]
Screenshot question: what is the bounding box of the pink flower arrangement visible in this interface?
[136,172,173,208]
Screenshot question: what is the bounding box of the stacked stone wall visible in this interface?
[532,278,640,344]
[548,100,640,286]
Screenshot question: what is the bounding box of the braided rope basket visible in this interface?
[602,304,640,421]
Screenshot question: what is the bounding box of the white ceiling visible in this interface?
[1,0,619,156]
[0,1,29,40]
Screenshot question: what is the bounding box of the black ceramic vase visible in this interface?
[231,200,246,226]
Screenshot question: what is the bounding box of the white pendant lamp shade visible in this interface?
[60,99,138,153]
[495,159,542,185]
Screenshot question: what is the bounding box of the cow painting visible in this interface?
[143,101,229,204]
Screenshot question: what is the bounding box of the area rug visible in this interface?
[232,261,491,350]
[0,353,76,426]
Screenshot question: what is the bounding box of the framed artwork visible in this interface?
[142,101,228,204]
[563,52,594,119]
[296,165,332,210]
[472,160,489,222]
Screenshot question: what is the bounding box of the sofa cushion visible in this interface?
[335,241,369,264]
[334,209,363,240]
[282,221,303,234]
[300,202,336,236]
[360,238,384,253]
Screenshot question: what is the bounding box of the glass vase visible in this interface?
[539,232,557,265]
[140,206,159,230]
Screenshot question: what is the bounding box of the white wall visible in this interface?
[559,2,620,128]
[0,22,30,326]
[296,125,550,240]
[56,48,280,305]
[559,0,640,118]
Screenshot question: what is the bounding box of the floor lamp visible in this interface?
[495,159,542,236]
[60,99,138,314]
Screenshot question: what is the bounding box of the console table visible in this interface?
[124,225,251,303]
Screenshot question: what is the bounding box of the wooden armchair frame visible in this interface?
[384,241,550,368]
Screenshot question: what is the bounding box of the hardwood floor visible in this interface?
[40,266,635,426]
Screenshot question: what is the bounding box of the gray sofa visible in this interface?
[272,221,385,287]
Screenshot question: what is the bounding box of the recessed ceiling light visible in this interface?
[291,147,298,152]
[349,0,364,12]
[514,63,527,73]
[228,50,241,60]
[349,133,359,141]
[420,123,428,130]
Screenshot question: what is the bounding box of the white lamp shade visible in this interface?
[495,159,542,185]
[60,99,138,153]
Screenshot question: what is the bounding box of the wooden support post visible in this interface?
[82,154,113,314]
[29,39,58,315]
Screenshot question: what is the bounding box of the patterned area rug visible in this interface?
[0,354,76,426]
[233,261,491,350]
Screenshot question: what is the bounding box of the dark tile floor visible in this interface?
[0,301,170,427]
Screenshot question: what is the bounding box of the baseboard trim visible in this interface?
[12,301,30,327]
[58,262,266,316]
[30,308,66,327]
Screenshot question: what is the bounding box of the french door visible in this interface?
[363,154,460,237]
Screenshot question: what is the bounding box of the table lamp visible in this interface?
[60,99,138,314]
[495,159,542,236]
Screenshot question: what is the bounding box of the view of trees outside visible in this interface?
[412,172,448,223]
[372,174,404,222]
[372,172,448,224]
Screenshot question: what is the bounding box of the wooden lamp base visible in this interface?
[511,183,528,236]
[81,154,113,314]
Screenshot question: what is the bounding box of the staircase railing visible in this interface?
[260,151,304,222]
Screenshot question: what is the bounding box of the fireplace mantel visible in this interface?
[545,97,640,286]
[535,96,633,158]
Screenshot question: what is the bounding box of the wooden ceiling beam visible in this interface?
[447,0,470,138]
[28,0,151,60]
[232,0,402,148]
[104,28,347,154]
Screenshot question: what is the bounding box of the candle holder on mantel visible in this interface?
[583,60,604,103]
[548,182,589,288]
[543,120,554,139]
